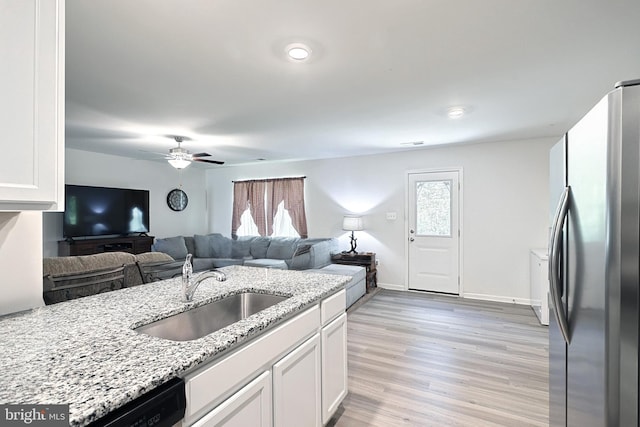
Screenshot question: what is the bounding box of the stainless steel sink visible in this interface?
[135,292,289,341]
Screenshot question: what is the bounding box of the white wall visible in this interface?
[205,137,556,303]
[0,212,44,315]
[42,149,209,257]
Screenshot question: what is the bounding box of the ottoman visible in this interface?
[308,263,366,308]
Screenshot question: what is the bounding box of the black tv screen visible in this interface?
[63,185,150,238]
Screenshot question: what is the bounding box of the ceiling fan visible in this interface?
[166,136,225,169]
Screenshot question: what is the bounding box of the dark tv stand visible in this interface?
[58,236,154,256]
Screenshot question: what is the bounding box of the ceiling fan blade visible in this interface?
[192,152,211,158]
[194,158,225,165]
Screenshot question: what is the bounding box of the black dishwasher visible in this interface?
[89,377,186,427]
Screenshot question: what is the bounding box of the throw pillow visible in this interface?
[250,237,271,259]
[287,243,313,270]
[194,234,214,258]
[153,236,188,260]
[266,237,299,260]
[232,237,254,259]
[209,233,232,258]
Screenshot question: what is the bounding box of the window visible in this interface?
[232,177,308,238]
[415,180,452,237]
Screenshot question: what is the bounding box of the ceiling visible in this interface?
[65,0,640,167]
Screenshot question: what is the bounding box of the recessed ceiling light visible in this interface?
[447,106,466,119]
[286,43,311,61]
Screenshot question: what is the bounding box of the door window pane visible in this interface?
[416,180,451,236]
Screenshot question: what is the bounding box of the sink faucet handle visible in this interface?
[211,269,227,282]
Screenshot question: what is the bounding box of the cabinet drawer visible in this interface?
[321,290,345,325]
[184,305,320,424]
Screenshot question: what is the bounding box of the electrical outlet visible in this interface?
[386,212,397,220]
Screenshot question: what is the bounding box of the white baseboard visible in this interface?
[463,293,532,306]
[374,285,532,307]
[377,282,404,291]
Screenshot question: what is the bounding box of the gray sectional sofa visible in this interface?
[152,234,366,308]
[152,234,335,271]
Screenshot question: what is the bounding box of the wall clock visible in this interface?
[167,188,188,211]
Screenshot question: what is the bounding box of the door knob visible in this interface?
[410,229,415,234]
[409,237,415,242]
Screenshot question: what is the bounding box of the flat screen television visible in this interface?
[63,185,150,238]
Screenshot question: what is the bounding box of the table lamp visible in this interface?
[342,216,363,254]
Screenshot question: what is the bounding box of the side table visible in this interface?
[331,252,377,292]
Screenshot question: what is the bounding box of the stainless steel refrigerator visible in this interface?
[549,79,640,426]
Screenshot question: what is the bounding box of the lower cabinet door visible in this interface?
[321,313,348,424]
[273,334,321,427]
[192,371,272,427]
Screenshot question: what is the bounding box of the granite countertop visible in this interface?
[0,265,348,426]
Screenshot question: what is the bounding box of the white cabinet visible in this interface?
[0,0,65,211]
[321,313,347,424]
[192,371,272,427]
[273,334,321,427]
[182,290,348,427]
[530,249,549,325]
[182,306,319,425]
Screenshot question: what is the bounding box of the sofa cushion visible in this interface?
[153,236,188,260]
[43,252,137,276]
[309,263,366,308]
[308,239,336,269]
[184,236,196,257]
[250,237,271,259]
[212,258,246,268]
[136,252,175,264]
[194,234,213,258]
[191,257,216,272]
[194,233,233,258]
[266,237,300,260]
[243,259,289,269]
[232,237,254,259]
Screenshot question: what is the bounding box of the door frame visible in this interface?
[404,167,464,294]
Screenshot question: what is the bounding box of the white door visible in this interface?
[408,170,460,294]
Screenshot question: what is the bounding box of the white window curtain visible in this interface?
[236,201,299,238]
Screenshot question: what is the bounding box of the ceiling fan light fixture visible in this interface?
[168,158,191,169]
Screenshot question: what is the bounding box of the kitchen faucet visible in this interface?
[182,254,226,302]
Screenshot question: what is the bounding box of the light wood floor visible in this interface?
[328,289,549,427]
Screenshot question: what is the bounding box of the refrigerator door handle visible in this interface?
[549,186,571,344]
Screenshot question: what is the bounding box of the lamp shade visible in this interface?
[342,216,363,231]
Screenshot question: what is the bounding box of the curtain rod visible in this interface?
[232,176,306,183]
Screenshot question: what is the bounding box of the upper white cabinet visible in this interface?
[0,0,65,211]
